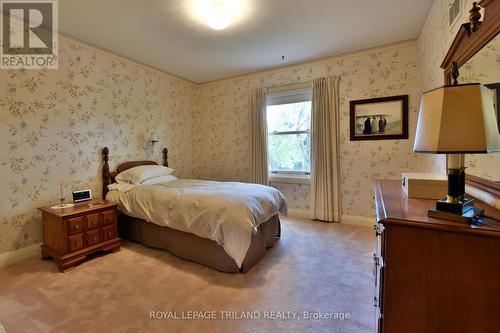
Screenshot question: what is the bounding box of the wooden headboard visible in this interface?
[102,147,169,198]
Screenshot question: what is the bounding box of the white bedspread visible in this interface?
[106,179,287,267]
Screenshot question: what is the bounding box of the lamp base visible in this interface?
[435,195,475,214]
[428,207,484,224]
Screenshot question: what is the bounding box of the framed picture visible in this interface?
[485,83,500,133]
[349,95,409,141]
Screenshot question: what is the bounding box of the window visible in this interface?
[448,0,462,28]
[267,88,312,178]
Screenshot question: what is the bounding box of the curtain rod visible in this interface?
[266,80,312,94]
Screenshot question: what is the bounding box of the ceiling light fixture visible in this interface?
[192,0,243,30]
[206,0,232,30]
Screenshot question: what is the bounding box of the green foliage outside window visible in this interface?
[267,101,311,172]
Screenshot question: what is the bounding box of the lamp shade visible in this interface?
[414,83,500,154]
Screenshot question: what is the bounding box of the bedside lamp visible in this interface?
[414,83,500,222]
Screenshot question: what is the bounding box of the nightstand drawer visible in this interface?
[68,216,84,234]
[68,233,84,252]
[102,224,115,241]
[102,210,115,226]
[85,229,100,247]
[86,213,100,230]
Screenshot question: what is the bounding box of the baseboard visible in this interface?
[286,209,312,219]
[286,211,375,226]
[0,243,42,269]
[341,215,374,227]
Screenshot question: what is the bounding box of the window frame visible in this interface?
[266,86,312,180]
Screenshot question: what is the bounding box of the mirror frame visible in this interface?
[440,0,500,198]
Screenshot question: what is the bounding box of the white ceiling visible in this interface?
[59,0,434,83]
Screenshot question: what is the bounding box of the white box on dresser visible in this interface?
[401,173,447,199]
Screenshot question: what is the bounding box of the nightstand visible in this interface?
[39,201,121,272]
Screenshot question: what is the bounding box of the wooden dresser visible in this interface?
[373,180,500,333]
[39,201,121,272]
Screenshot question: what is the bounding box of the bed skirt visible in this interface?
[118,214,281,273]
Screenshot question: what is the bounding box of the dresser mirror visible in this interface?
[441,0,500,197]
[459,33,500,182]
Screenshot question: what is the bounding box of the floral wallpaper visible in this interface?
[192,41,436,216]
[5,0,498,256]
[460,35,500,84]
[0,36,196,254]
[269,182,311,211]
[417,0,499,181]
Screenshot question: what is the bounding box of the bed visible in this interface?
[101,147,287,272]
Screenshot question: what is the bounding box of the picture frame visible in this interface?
[349,95,409,141]
[485,83,500,133]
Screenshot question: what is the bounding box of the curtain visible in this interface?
[250,88,269,185]
[310,76,342,222]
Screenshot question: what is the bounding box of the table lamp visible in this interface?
[414,83,500,222]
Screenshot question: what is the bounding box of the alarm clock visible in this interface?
[72,189,92,203]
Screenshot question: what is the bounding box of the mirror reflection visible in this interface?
[459,34,500,181]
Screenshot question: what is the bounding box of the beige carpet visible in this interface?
[0,216,375,333]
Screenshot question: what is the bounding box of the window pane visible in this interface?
[267,101,311,133]
[268,133,310,172]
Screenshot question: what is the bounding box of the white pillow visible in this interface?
[107,175,177,193]
[107,182,136,193]
[140,174,178,185]
[115,165,174,184]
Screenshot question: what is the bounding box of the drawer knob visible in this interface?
[75,225,80,229]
